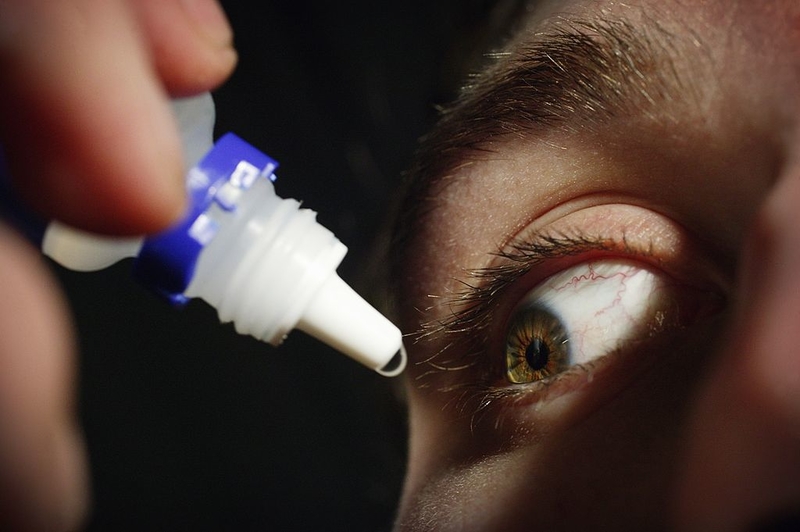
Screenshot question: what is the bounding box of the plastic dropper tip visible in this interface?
[376,343,407,377]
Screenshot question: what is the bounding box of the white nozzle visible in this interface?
[183,176,406,376]
[296,273,406,376]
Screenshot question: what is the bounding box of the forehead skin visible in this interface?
[393,0,800,530]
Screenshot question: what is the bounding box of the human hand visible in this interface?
[0,1,236,529]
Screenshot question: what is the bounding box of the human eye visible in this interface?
[504,259,712,385]
[415,204,728,411]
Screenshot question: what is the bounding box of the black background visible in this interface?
[55,2,484,530]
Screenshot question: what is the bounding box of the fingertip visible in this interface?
[179,0,235,49]
[135,0,238,95]
[162,44,239,98]
[2,89,188,236]
[0,0,188,235]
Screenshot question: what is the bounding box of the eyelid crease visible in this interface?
[390,11,706,276]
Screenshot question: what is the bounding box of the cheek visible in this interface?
[398,450,550,531]
[399,404,680,531]
[398,432,679,532]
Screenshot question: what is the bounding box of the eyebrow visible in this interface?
[391,12,694,272]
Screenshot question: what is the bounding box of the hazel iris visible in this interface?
[505,304,570,384]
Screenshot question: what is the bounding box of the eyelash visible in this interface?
[410,231,652,422]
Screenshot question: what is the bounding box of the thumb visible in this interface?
[0,224,89,532]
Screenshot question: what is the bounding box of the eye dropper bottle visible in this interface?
[0,93,406,377]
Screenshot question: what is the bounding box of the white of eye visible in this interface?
[522,259,668,367]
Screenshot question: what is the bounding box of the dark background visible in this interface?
[52,2,495,530]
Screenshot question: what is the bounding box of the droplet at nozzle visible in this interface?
[377,346,407,377]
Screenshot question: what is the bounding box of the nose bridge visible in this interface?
[675,165,800,530]
[739,162,800,413]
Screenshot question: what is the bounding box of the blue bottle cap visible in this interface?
[132,133,278,304]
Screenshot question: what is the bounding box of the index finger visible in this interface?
[0,0,185,235]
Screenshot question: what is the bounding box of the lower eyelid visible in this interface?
[485,354,614,410]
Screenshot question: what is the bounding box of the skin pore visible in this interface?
[391,0,800,530]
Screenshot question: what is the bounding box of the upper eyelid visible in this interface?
[391,13,697,270]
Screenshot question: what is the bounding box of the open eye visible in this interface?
[505,259,691,384]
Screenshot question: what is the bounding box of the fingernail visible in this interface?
[180,0,234,49]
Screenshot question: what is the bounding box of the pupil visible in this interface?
[525,337,550,370]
